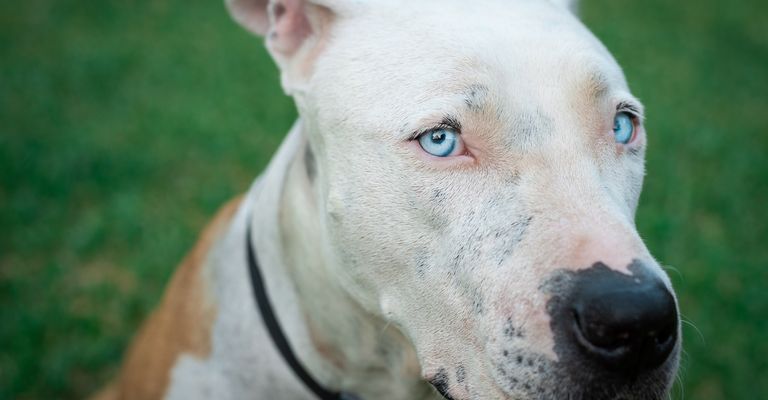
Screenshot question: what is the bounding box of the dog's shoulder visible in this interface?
[100,195,244,400]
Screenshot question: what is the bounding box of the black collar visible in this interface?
[245,222,359,400]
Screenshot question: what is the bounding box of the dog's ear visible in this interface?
[226,0,341,92]
[226,0,270,35]
[549,0,579,14]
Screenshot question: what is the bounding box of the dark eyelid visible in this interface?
[616,101,643,119]
[440,115,462,131]
[409,115,462,140]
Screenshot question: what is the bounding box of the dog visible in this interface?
[93,0,681,398]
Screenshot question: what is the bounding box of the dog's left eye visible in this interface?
[613,112,635,144]
[417,128,463,157]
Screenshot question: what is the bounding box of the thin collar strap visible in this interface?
[245,221,359,400]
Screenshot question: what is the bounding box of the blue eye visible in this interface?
[613,112,635,144]
[418,128,460,157]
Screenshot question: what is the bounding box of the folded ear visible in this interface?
[225,0,338,92]
[226,0,270,35]
[550,0,579,14]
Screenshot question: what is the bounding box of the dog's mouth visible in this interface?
[422,262,681,400]
[428,357,678,400]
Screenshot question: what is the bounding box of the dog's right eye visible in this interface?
[417,128,464,157]
[613,112,636,144]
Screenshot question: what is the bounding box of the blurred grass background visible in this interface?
[0,0,765,398]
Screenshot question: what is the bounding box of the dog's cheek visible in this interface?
[323,172,423,292]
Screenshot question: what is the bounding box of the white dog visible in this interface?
[94,0,681,399]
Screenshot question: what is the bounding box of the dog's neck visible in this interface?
[254,120,436,399]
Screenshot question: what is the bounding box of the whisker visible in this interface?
[675,370,685,400]
[680,316,705,345]
[660,263,684,282]
[379,320,392,337]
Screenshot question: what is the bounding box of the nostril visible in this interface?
[568,263,679,374]
[572,307,632,352]
[571,301,678,373]
[650,322,677,359]
[571,307,633,364]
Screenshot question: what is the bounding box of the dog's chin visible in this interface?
[431,348,679,400]
[487,355,679,400]
[461,373,676,400]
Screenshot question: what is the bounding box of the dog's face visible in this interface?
[229,0,680,398]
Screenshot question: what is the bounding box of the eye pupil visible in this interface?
[418,128,459,157]
[613,112,634,144]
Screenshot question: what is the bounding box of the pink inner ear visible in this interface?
[271,0,313,56]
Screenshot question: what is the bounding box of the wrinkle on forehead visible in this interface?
[579,70,613,102]
[564,55,631,102]
[504,108,555,150]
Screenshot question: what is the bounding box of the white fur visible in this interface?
[550,0,579,13]
[163,0,679,398]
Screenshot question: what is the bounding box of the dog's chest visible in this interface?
[162,206,319,400]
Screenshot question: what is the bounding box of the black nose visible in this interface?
[570,262,678,374]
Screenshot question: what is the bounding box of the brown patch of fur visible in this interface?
[89,382,119,400]
[307,319,347,370]
[92,196,243,400]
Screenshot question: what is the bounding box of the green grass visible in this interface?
[0,0,766,399]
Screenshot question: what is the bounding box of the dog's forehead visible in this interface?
[314,0,630,134]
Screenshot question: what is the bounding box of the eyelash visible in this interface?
[410,117,462,140]
[616,102,642,120]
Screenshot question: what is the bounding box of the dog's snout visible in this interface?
[568,262,678,374]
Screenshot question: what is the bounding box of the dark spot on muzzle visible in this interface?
[455,364,466,384]
[493,215,533,267]
[429,367,456,400]
[503,318,525,339]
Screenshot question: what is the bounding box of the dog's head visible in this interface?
[228,0,680,398]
